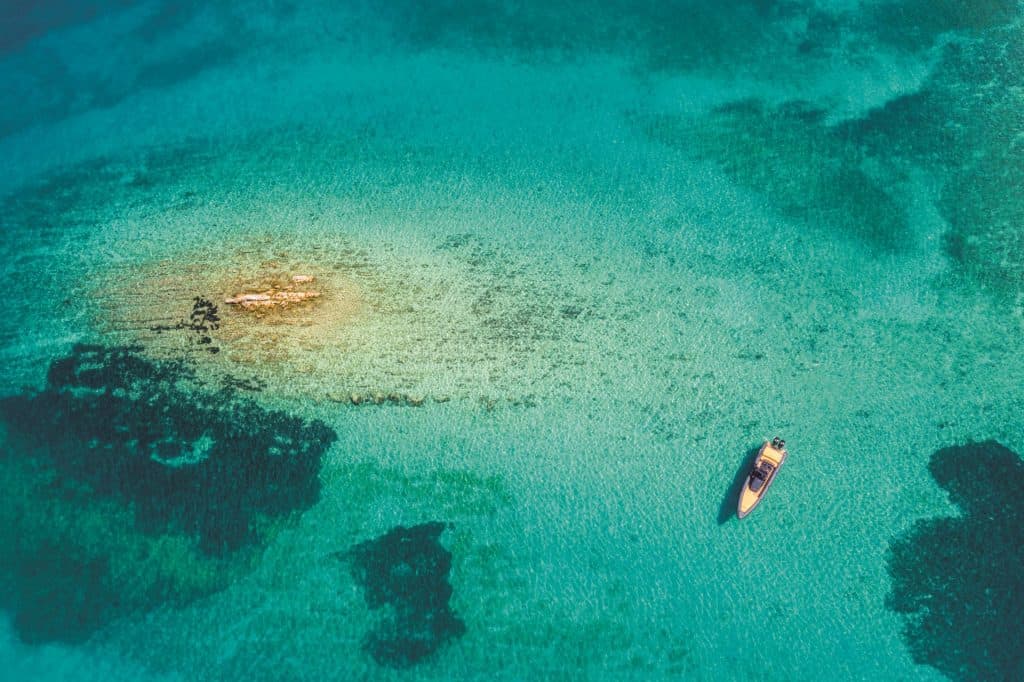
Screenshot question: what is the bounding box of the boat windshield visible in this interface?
[749,463,774,493]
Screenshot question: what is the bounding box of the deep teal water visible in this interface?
[1,2,1022,680]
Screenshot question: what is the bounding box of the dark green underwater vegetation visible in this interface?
[376,0,801,71]
[837,20,1024,300]
[888,442,1024,682]
[643,98,911,253]
[637,5,1024,304]
[0,344,336,643]
[865,0,1020,49]
[345,522,465,668]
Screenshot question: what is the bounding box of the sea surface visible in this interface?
[1,2,1022,680]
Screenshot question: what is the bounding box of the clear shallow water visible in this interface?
[1,2,1022,680]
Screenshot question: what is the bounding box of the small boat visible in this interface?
[737,437,788,519]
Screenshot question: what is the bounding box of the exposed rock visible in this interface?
[224,289,321,309]
[223,274,321,310]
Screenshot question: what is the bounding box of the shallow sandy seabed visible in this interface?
[1,1,1024,680]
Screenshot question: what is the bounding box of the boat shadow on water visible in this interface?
[717,444,761,525]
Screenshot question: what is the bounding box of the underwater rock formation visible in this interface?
[327,391,427,407]
[887,441,1024,681]
[346,522,466,668]
[0,343,336,642]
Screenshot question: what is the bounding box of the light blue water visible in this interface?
[1,2,1022,680]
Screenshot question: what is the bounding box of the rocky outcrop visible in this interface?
[224,275,321,310]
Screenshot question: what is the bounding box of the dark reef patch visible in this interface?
[1,343,335,554]
[0,343,336,643]
[887,441,1024,681]
[0,4,250,139]
[834,89,955,165]
[0,142,218,246]
[939,149,1024,298]
[346,522,465,667]
[150,296,222,352]
[8,541,113,645]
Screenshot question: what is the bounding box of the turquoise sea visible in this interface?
[1,2,1022,680]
